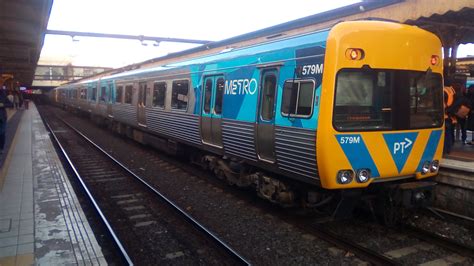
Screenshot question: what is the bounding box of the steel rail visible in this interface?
[299,222,399,266]
[45,121,134,266]
[403,224,474,259]
[59,118,251,265]
[271,212,399,266]
[426,207,474,224]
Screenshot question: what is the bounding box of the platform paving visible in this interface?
[0,104,106,265]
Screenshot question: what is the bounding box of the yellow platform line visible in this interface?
[0,253,34,266]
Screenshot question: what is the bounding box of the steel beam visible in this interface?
[45,30,212,44]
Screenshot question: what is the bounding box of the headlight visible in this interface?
[430,160,439,172]
[356,169,371,183]
[421,161,430,174]
[337,170,354,184]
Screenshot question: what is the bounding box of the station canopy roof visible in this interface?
[0,0,53,87]
[406,7,474,45]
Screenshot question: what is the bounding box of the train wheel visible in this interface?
[376,192,402,227]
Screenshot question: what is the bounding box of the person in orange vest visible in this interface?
[443,85,456,154]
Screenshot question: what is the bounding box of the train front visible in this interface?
[317,21,444,205]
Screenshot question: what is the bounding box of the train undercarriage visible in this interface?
[190,152,436,226]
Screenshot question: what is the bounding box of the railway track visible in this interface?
[308,216,474,265]
[287,216,400,265]
[402,224,474,259]
[43,110,249,265]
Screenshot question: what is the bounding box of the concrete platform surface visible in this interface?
[442,130,474,173]
[0,104,105,265]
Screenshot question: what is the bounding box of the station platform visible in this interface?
[0,104,105,265]
[441,131,474,172]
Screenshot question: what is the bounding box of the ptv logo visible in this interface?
[393,138,413,154]
[383,132,419,173]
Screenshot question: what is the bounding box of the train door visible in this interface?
[91,82,99,112]
[201,75,224,148]
[106,82,114,118]
[137,82,147,127]
[256,69,278,162]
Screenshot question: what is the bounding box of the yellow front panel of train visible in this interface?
[317,21,444,189]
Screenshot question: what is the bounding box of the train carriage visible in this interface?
[52,20,444,219]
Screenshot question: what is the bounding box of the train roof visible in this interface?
[88,28,330,83]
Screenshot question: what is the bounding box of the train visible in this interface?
[50,20,445,222]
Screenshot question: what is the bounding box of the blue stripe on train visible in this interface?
[416,129,443,172]
[383,132,419,174]
[335,134,380,178]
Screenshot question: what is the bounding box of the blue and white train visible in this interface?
[51,20,445,219]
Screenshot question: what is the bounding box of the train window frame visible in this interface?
[116,85,124,103]
[203,78,212,114]
[214,77,225,115]
[90,86,97,102]
[124,84,133,104]
[108,83,114,104]
[332,68,444,132]
[138,82,148,107]
[260,73,278,121]
[281,79,316,119]
[100,85,108,103]
[80,88,87,100]
[171,79,189,111]
[152,81,167,108]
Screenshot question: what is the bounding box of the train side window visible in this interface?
[203,79,212,113]
[124,85,133,104]
[91,87,97,101]
[80,88,87,99]
[281,79,315,118]
[171,80,189,110]
[152,82,166,108]
[108,84,114,103]
[261,74,277,120]
[138,82,147,106]
[100,86,107,102]
[214,78,225,115]
[116,86,124,103]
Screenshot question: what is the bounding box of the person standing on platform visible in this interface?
[443,85,456,154]
[13,92,19,110]
[466,85,474,145]
[455,84,468,144]
[7,92,14,109]
[0,88,8,154]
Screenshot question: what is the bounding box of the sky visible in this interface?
[39,0,473,68]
